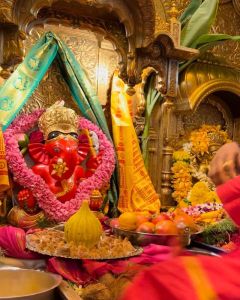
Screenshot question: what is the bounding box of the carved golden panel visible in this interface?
[0,0,13,23]
[162,0,190,22]
[209,2,240,69]
[21,23,118,113]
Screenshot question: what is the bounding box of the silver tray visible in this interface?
[26,231,143,260]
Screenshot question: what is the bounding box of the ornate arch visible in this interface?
[178,62,240,111]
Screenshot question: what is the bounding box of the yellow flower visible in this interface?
[190,125,229,156]
[173,150,190,162]
[171,161,192,203]
[206,191,221,203]
[189,182,210,205]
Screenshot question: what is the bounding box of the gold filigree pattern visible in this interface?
[209,2,240,69]
[153,0,169,33]
[38,102,79,139]
[163,0,190,22]
[0,0,13,23]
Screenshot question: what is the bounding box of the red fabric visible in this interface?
[47,258,91,285]
[47,244,172,285]
[120,258,199,300]
[217,175,240,226]
[199,250,240,300]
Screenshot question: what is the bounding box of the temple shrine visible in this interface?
[0,0,240,299]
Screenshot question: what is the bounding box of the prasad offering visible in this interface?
[26,228,142,259]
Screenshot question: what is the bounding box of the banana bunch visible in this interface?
[64,200,103,248]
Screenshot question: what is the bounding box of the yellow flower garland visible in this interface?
[190,125,228,156]
[171,160,192,203]
[171,125,229,205]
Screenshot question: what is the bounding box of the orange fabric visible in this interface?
[111,73,160,213]
[0,127,9,192]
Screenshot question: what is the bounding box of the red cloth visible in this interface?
[47,244,172,285]
[217,175,240,226]
[120,177,240,300]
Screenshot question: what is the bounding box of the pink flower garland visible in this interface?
[4,110,115,222]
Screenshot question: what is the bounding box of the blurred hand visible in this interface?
[208,142,240,186]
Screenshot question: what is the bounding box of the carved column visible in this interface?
[160,96,176,207]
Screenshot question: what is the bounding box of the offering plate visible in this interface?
[26,229,143,260]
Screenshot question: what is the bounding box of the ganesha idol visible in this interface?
[4,101,115,229]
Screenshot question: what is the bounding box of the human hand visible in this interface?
[208,142,240,186]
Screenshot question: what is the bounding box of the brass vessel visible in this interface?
[0,269,61,300]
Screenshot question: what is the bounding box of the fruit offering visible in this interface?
[114,210,198,235]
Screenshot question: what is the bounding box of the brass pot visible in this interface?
[0,269,62,300]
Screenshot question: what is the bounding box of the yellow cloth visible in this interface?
[111,73,160,213]
[0,127,10,192]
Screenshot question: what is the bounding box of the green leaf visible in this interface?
[179,33,240,72]
[192,33,240,48]
[181,0,219,48]
[141,74,162,167]
[179,0,203,29]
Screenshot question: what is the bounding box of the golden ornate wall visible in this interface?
[20,24,118,113]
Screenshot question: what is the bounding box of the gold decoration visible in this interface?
[210,1,240,69]
[51,158,69,177]
[20,24,119,113]
[0,0,13,23]
[178,62,240,112]
[38,101,78,139]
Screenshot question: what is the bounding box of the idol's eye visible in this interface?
[69,132,78,139]
[47,131,61,140]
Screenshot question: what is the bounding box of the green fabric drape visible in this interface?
[141,74,162,168]
[0,31,118,212]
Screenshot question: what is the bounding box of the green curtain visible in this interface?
[0,31,118,213]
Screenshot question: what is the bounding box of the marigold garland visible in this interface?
[4,110,115,222]
[171,160,192,203]
[172,125,230,206]
[190,125,228,156]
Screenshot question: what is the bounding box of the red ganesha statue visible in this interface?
[5,101,115,228]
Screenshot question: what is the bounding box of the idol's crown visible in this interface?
[38,101,78,139]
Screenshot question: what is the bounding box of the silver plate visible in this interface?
[26,232,143,260]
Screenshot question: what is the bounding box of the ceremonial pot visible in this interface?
[0,269,62,300]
